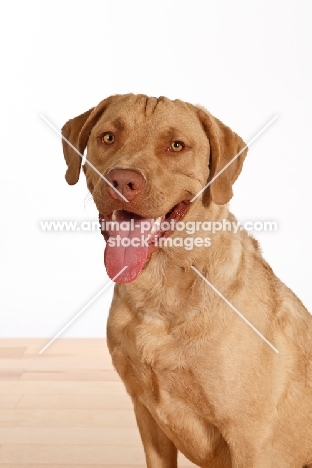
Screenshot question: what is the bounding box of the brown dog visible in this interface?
[61,94,312,467]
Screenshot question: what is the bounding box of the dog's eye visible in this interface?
[101,133,115,145]
[170,141,184,152]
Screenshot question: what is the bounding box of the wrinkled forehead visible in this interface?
[92,94,205,137]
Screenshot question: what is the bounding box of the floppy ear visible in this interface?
[61,108,94,185]
[61,96,115,185]
[197,107,248,205]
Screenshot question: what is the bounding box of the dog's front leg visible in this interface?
[133,398,178,468]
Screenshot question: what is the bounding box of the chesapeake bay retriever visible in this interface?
[61,94,312,467]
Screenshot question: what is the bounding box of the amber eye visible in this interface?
[170,141,184,152]
[101,133,115,145]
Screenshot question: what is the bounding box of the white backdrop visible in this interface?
[0,0,311,337]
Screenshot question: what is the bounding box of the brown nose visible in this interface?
[105,169,146,201]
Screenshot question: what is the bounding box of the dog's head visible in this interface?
[61,94,247,283]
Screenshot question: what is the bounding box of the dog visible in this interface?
[61,94,312,467]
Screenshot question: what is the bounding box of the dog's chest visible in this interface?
[109,331,185,403]
[108,329,221,465]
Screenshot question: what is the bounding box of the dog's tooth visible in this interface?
[112,211,117,221]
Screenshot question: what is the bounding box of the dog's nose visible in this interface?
[105,169,146,201]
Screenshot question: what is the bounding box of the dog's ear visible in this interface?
[61,108,94,185]
[61,97,115,185]
[196,107,248,205]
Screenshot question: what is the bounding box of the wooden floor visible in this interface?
[0,339,196,467]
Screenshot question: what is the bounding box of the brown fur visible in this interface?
[62,94,312,467]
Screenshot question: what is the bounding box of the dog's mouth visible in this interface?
[99,200,190,283]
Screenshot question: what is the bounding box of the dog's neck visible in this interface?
[114,202,253,325]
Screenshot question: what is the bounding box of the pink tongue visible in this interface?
[104,211,154,283]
